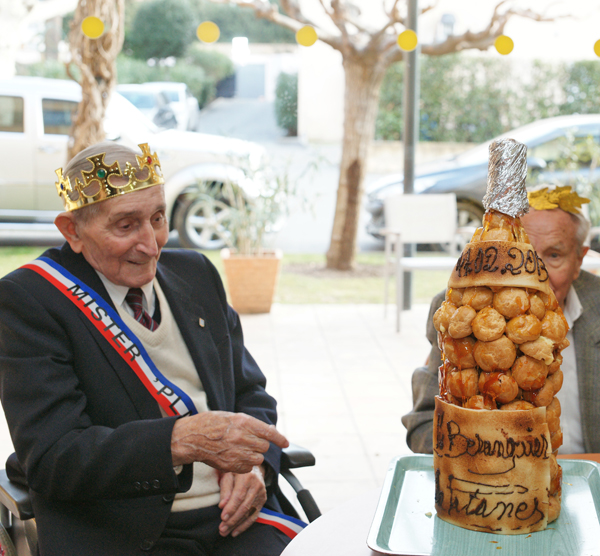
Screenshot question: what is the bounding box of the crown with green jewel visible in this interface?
[55,143,165,211]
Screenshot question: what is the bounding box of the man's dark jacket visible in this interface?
[0,244,280,555]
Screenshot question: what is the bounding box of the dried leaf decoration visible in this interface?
[528,186,590,214]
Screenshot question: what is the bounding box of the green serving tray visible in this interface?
[367,454,600,555]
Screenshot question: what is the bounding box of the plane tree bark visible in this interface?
[201,1,557,268]
[67,0,125,159]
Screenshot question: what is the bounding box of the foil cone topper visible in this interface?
[482,138,529,218]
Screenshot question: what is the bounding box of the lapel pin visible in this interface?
[199,318,205,328]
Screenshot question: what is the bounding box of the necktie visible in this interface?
[125,288,158,331]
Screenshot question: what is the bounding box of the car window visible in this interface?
[454,119,584,166]
[118,91,157,110]
[105,93,158,142]
[529,132,600,169]
[0,95,25,133]
[162,91,179,103]
[42,98,77,135]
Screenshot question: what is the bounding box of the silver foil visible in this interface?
[482,138,529,217]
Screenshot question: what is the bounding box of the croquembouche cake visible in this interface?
[433,139,567,534]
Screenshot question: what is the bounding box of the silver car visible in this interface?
[365,114,600,240]
[0,76,267,250]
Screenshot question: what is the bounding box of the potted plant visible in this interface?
[195,170,294,314]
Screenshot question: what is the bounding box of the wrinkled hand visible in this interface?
[171,411,288,473]
[218,466,267,537]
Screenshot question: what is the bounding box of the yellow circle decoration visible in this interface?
[197,21,220,43]
[397,29,418,52]
[296,25,318,47]
[495,35,514,55]
[594,39,600,57]
[81,16,104,39]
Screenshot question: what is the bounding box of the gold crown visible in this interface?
[55,143,165,211]
[528,185,590,214]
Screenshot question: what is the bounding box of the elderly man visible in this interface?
[0,143,292,556]
[402,185,600,455]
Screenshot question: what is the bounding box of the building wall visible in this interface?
[298,42,344,143]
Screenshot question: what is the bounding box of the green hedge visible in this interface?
[376,55,600,143]
[125,0,196,60]
[275,72,298,136]
[18,51,233,109]
[190,0,296,43]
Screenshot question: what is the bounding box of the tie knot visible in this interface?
[126,287,144,307]
[125,288,158,331]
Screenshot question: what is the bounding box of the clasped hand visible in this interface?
[218,465,266,537]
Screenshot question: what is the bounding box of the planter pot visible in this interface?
[220,248,283,314]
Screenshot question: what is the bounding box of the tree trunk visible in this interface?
[67,0,125,160]
[326,53,387,270]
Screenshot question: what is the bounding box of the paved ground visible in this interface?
[0,302,431,518]
[196,97,386,254]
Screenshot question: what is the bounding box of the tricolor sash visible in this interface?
[256,508,306,538]
[23,257,309,535]
[23,257,197,417]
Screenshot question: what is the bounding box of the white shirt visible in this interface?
[557,285,584,454]
[97,272,156,318]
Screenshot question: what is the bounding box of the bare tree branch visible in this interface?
[278,0,310,23]
[330,0,353,52]
[315,0,334,20]
[206,0,342,48]
[373,0,404,43]
[373,0,436,55]
[421,3,556,56]
[418,2,437,17]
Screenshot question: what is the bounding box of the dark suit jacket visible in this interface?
[0,244,280,556]
[401,270,600,455]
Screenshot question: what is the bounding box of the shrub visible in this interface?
[275,72,298,136]
[17,60,79,81]
[375,56,599,143]
[116,56,213,107]
[559,60,600,115]
[187,45,234,84]
[126,0,196,60]
[190,0,295,43]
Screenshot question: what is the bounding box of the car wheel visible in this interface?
[173,187,232,250]
[454,200,484,252]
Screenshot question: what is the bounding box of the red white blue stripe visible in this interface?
[23,257,197,417]
[256,508,307,539]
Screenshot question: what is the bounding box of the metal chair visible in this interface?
[381,193,459,332]
[0,444,320,555]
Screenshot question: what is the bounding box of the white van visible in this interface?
[0,76,267,250]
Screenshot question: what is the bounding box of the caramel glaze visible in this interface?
[436,208,568,461]
[436,208,564,514]
[474,210,531,244]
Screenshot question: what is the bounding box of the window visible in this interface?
[529,130,600,170]
[118,91,157,110]
[0,95,25,133]
[42,98,77,135]
[162,90,179,103]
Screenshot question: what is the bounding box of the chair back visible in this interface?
[383,193,457,244]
